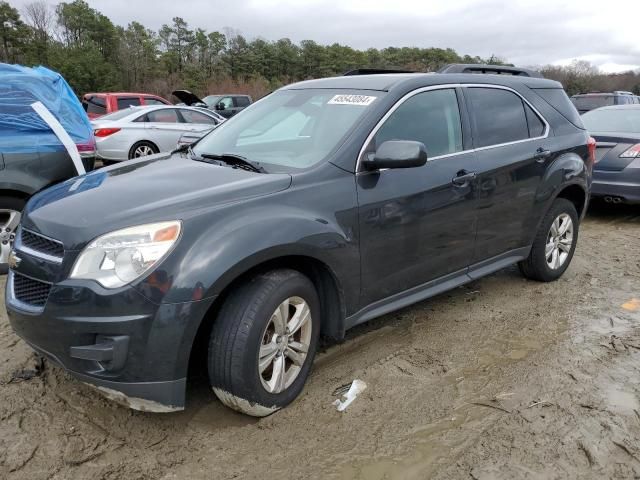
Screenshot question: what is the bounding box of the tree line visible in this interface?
[1,0,639,100]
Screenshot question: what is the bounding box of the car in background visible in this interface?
[0,63,95,273]
[571,91,640,115]
[172,90,252,118]
[91,105,225,164]
[82,92,172,119]
[582,104,640,204]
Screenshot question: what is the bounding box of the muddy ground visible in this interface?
[1,202,639,480]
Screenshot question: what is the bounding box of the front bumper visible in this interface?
[592,168,640,204]
[6,269,213,412]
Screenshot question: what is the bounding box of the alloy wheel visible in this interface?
[0,209,21,267]
[258,296,312,394]
[134,145,154,157]
[545,213,573,270]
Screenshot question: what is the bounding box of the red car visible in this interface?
[82,92,172,119]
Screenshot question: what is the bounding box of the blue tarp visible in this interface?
[0,63,92,153]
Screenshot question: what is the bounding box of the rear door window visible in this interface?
[83,96,106,115]
[467,87,529,147]
[373,88,463,158]
[146,109,180,123]
[234,96,251,107]
[117,97,142,110]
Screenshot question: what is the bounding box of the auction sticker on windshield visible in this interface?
[328,95,377,106]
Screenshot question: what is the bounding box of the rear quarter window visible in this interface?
[535,89,584,129]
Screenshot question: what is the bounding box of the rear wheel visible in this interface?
[128,141,158,159]
[0,196,25,274]
[519,198,579,282]
[209,269,320,416]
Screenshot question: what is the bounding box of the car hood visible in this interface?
[22,153,292,249]
[172,89,205,106]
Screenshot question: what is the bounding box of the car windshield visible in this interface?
[582,108,640,133]
[572,95,615,111]
[97,108,142,121]
[203,95,221,107]
[193,89,382,171]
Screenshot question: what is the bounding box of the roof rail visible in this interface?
[343,68,416,76]
[437,64,544,79]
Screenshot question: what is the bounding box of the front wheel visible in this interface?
[0,196,26,274]
[519,198,579,282]
[209,269,320,416]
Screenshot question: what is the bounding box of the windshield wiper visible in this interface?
[200,153,266,173]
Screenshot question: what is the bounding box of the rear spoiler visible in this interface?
[437,64,544,78]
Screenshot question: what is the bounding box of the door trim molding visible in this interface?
[346,246,531,330]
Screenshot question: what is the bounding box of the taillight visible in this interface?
[619,143,640,158]
[94,128,121,138]
[587,136,597,165]
[76,137,96,158]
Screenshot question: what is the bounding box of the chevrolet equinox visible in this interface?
[6,65,593,416]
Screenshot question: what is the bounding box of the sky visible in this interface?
[10,0,640,73]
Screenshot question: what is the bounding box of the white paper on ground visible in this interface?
[333,379,367,412]
[31,101,86,176]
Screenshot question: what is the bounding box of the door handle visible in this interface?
[452,170,477,186]
[534,148,551,163]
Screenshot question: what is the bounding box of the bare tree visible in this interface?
[22,0,54,62]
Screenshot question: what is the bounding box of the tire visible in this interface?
[519,198,579,282]
[209,269,321,417]
[0,196,26,275]
[128,141,158,159]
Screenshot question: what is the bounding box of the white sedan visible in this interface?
[91,105,225,164]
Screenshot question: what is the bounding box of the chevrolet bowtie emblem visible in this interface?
[8,250,21,269]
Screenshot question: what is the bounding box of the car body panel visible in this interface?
[356,151,478,306]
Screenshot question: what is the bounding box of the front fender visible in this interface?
[147,203,360,307]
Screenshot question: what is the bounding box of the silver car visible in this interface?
[92,105,225,164]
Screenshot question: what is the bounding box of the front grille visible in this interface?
[12,273,52,307]
[20,229,64,259]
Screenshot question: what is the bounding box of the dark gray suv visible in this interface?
[6,65,593,416]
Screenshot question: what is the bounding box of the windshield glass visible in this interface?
[203,95,221,107]
[193,89,382,171]
[582,108,640,133]
[572,95,615,111]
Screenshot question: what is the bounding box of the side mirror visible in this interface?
[363,140,428,170]
[215,102,225,111]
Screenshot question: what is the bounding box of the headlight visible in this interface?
[70,221,181,288]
